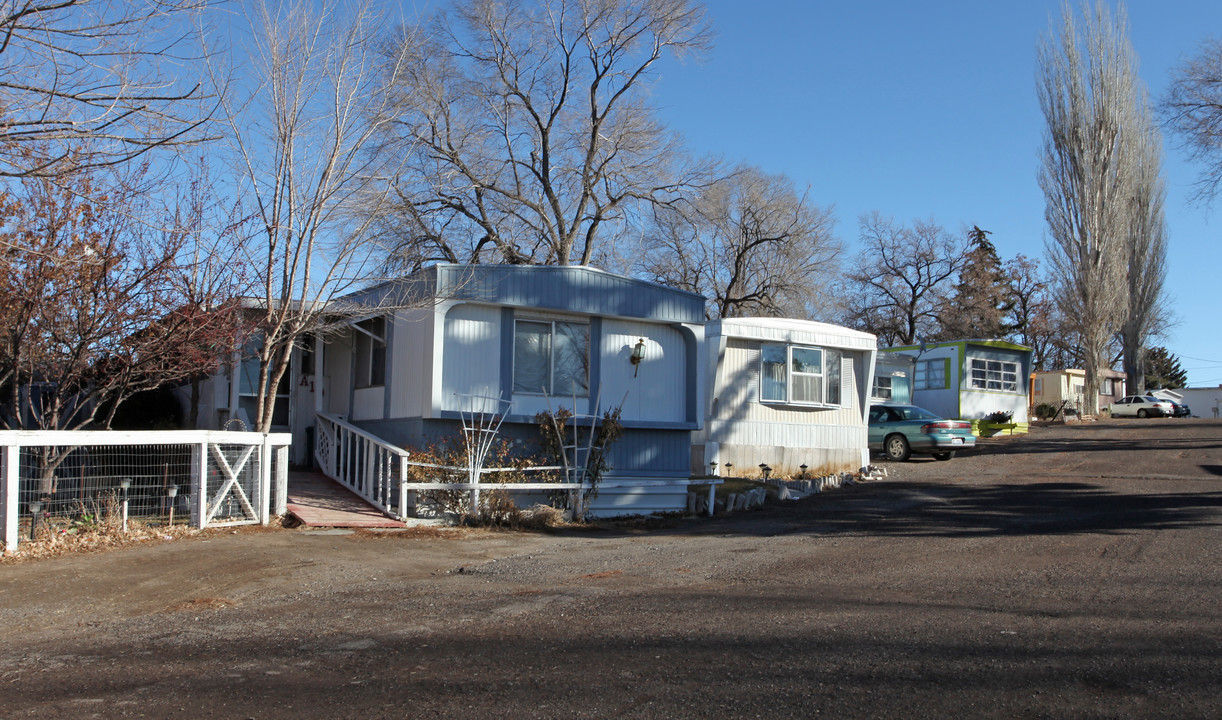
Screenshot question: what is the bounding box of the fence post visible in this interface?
[275,443,289,517]
[397,451,408,520]
[3,444,18,553]
[259,434,272,525]
[192,441,208,529]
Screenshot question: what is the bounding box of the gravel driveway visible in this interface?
[2,418,1221,718]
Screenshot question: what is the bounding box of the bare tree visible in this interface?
[634,166,840,319]
[840,213,964,346]
[0,160,247,488]
[1162,36,1222,203]
[374,0,713,269]
[0,0,216,177]
[204,0,415,433]
[1004,254,1058,370]
[1119,118,1170,394]
[1037,1,1144,414]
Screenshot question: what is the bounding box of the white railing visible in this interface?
[315,413,410,519]
[1,430,291,553]
[313,413,720,519]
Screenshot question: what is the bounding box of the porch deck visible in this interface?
[286,470,406,528]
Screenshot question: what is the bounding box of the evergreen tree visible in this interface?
[936,226,1014,340]
[1142,346,1188,390]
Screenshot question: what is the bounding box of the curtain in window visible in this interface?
[552,322,589,396]
[790,347,822,403]
[825,349,841,405]
[761,345,787,401]
[513,321,551,394]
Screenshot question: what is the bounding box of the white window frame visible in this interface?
[871,375,893,401]
[512,318,590,397]
[969,357,1019,393]
[353,317,387,389]
[759,344,842,407]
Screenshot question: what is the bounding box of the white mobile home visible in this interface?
[693,318,877,477]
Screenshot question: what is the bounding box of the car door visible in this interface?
[868,406,896,448]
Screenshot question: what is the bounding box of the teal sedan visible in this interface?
[868,404,976,461]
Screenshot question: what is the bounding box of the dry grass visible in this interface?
[0,520,205,564]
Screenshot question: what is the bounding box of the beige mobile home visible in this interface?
[693,318,877,477]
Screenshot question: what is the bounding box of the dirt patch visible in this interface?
[2,418,1221,718]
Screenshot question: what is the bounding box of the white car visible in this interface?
[1109,395,1174,418]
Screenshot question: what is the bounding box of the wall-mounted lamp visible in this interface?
[630,338,647,377]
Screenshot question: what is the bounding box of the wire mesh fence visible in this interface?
[2,431,291,553]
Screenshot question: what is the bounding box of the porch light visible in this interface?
[630,338,647,377]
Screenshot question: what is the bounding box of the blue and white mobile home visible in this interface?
[882,339,1033,428]
[693,318,878,476]
[314,264,707,516]
[871,351,915,405]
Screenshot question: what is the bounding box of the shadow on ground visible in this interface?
[582,479,1222,541]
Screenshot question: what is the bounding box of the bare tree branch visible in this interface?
[374,0,714,270]
[0,0,219,177]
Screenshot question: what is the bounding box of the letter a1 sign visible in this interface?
[300,375,315,392]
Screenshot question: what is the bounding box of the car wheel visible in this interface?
[1137,409,1148,418]
[885,434,911,461]
[932,451,955,461]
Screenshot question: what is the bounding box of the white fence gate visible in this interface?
[1,430,291,553]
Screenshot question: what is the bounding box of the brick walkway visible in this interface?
[286,471,406,528]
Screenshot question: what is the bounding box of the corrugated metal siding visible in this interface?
[351,386,385,421]
[433,264,705,323]
[908,347,959,419]
[841,355,854,409]
[606,429,691,477]
[440,303,502,413]
[389,307,433,419]
[600,319,684,423]
[704,418,866,450]
[961,390,1029,422]
[713,340,862,426]
[712,317,876,351]
[323,333,352,416]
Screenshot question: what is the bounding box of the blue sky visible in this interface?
[649,1,1222,387]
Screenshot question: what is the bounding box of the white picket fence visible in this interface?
[1,430,291,553]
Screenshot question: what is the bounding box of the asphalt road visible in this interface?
[2,418,1221,719]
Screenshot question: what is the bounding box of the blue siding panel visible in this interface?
[433,265,705,323]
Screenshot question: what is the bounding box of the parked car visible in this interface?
[1171,402,1191,418]
[1109,395,1175,418]
[868,404,976,461]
